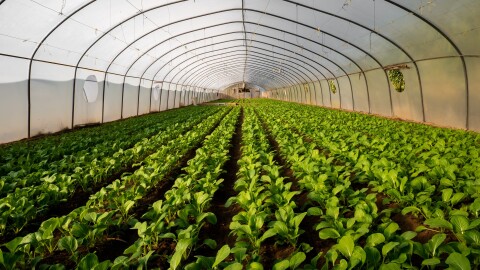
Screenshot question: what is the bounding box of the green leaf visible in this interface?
[383,223,400,239]
[307,207,323,216]
[424,218,453,230]
[429,233,446,257]
[319,228,341,240]
[225,263,243,270]
[382,242,399,257]
[289,252,306,269]
[77,253,100,270]
[248,262,264,270]
[170,238,192,270]
[273,260,289,270]
[442,189,453,202]
[422,258,441,266]
[401,231,417,240]
[366,233,385,247]
[445,252,471,270]
[349,246,366,270]
[203,239,217,249]
[465,230,480,245]
[212,245,230,268]
[379,262,401,270]
[5,237,23,253]
[451,215,470,234]
[401,206,422,216]
[336,235,355,258]
[365,247,381,266]
[451,193,466,206]
[58,236,78,255]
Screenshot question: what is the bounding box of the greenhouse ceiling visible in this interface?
[0,0,479,144]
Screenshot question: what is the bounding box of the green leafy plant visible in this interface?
[328,80,337,94]
[388,69,405,92]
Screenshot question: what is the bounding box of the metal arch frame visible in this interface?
[185,50,318,98]
[200,70,286,91]
[177,49,323,104]
[147,36,324,84]
[79,1,188,125]
[152,40,337,104]
[177,60,300,94]
[191,66,294,92]
[382,0,468,127]
[241,8,400,115]
[166,39,332,92]
[162,39,323,82]
[186,58,304,90]
[165,59,301,110]
[150,42,328,107]
[27,1,95,138]
[168,45,326,106]
[87,4,386,119]
[119,22,367,109]
[198,69,293,100]
[181,55,304,91]
[279,0,418,117]
[130,18,385,111]
[11,0,467,133]
[87,8,390,115]
[155,42,314,85]
[156,48,308,110]
[159,41,334,107]
[145,32,350,108]
[164,67,290,109]
[171,47,320,87]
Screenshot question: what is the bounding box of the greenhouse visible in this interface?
[0,0,479,269]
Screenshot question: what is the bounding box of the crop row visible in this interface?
[0,106,216,197]
[0,107,231,269]
[110,107,241,269]
[254,99,479,269]
[0,108,200,178]
[0,106,221,238]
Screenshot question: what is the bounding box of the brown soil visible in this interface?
[0,109,227,245]
[260,239,296,268]
[190,108,244,260]
[298,215,336,268]
[255,110,326,267]
[254,109,299,192]
[147,239,177,269]
[93,110,229,262]
[392,213,431,243]
[33,111,229,267]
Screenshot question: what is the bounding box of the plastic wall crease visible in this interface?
[74,68,103,126]
[419,58,467,129]
[138,80,151,115]
[122,77,140,118]
[338,76,353,110]
[390,66,424,123]
[348,74,369,113]
[466,57,480,132]
[320,80,331,108]
[329,80,341,109]
[0,56,28,143]
[160,90,169,111]
[30,62,74,136]
[103,74,123,123]
[364,70,392,116]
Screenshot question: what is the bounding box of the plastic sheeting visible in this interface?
[0,0,479,143]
